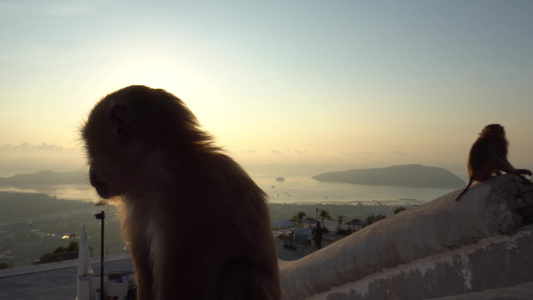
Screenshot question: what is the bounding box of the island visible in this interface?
[312,164,465,188]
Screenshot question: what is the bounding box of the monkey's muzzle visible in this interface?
[89,167,112,199]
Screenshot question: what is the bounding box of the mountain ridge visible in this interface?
[0,170,86,186]
[312,164,465,188]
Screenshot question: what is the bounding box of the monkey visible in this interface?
[454,124,531,202]
[81,85,281,300]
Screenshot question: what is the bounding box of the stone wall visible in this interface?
[279,175,533,299]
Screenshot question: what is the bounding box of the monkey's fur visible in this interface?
[455,124,531,202]
[82,85,281,299]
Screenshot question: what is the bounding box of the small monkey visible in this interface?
[455,124,531,202]
[81,85,281,299]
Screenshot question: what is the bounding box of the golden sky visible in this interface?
[1,1,532,177]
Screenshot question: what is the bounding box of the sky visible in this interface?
[1,0,533,178]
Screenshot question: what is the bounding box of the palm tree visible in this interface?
[290,211,307,227]
[318,209,332,229]
[366,214,386,225]
[335,214,346,231]
[393,206,406,214]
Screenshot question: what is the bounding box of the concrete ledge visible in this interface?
[280,175,533,299]
[430,281,533,300]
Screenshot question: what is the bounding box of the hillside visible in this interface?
[312,164,465,188]
[0,192,122,267]
[0,170,87,187]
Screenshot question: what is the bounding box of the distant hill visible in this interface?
[0,170,87,187]
[312,164,465,188]
[0,191,122,267]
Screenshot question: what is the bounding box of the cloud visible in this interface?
[245,149,258,154]
[0,143,67,152]
[292,150,305,155]
[392,151,409,156]
[339,151,375,156]
[0,143,84,176]
[269,149,308,155]
[428,151,457,157]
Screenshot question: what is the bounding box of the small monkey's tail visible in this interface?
[454,179,473,202]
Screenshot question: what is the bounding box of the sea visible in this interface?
[252,173,458,206]
[0,165,463,206]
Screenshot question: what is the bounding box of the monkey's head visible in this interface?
[480,124,505,137]
[81,85,213,199]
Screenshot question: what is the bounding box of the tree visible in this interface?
[335,214,347,234]
[66,241,79,252]
[318,209,332,231]
[393,206,406,214]
[290,211,307,227]
[36,241,80,264]
[335,214,346,231]
[366,214,386,225]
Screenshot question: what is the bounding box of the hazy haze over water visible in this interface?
[0,165,460,205]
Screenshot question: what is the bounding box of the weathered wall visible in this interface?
[279,175,533,299]
[308,226,533,299]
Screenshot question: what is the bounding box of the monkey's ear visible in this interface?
[110,105,133,145]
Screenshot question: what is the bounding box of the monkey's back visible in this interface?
[138,151,281,299]
[467,134,507,178]
[84,85,281,299]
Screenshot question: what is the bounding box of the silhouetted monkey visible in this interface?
[455,124,531,202]
[82,85,281,299]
